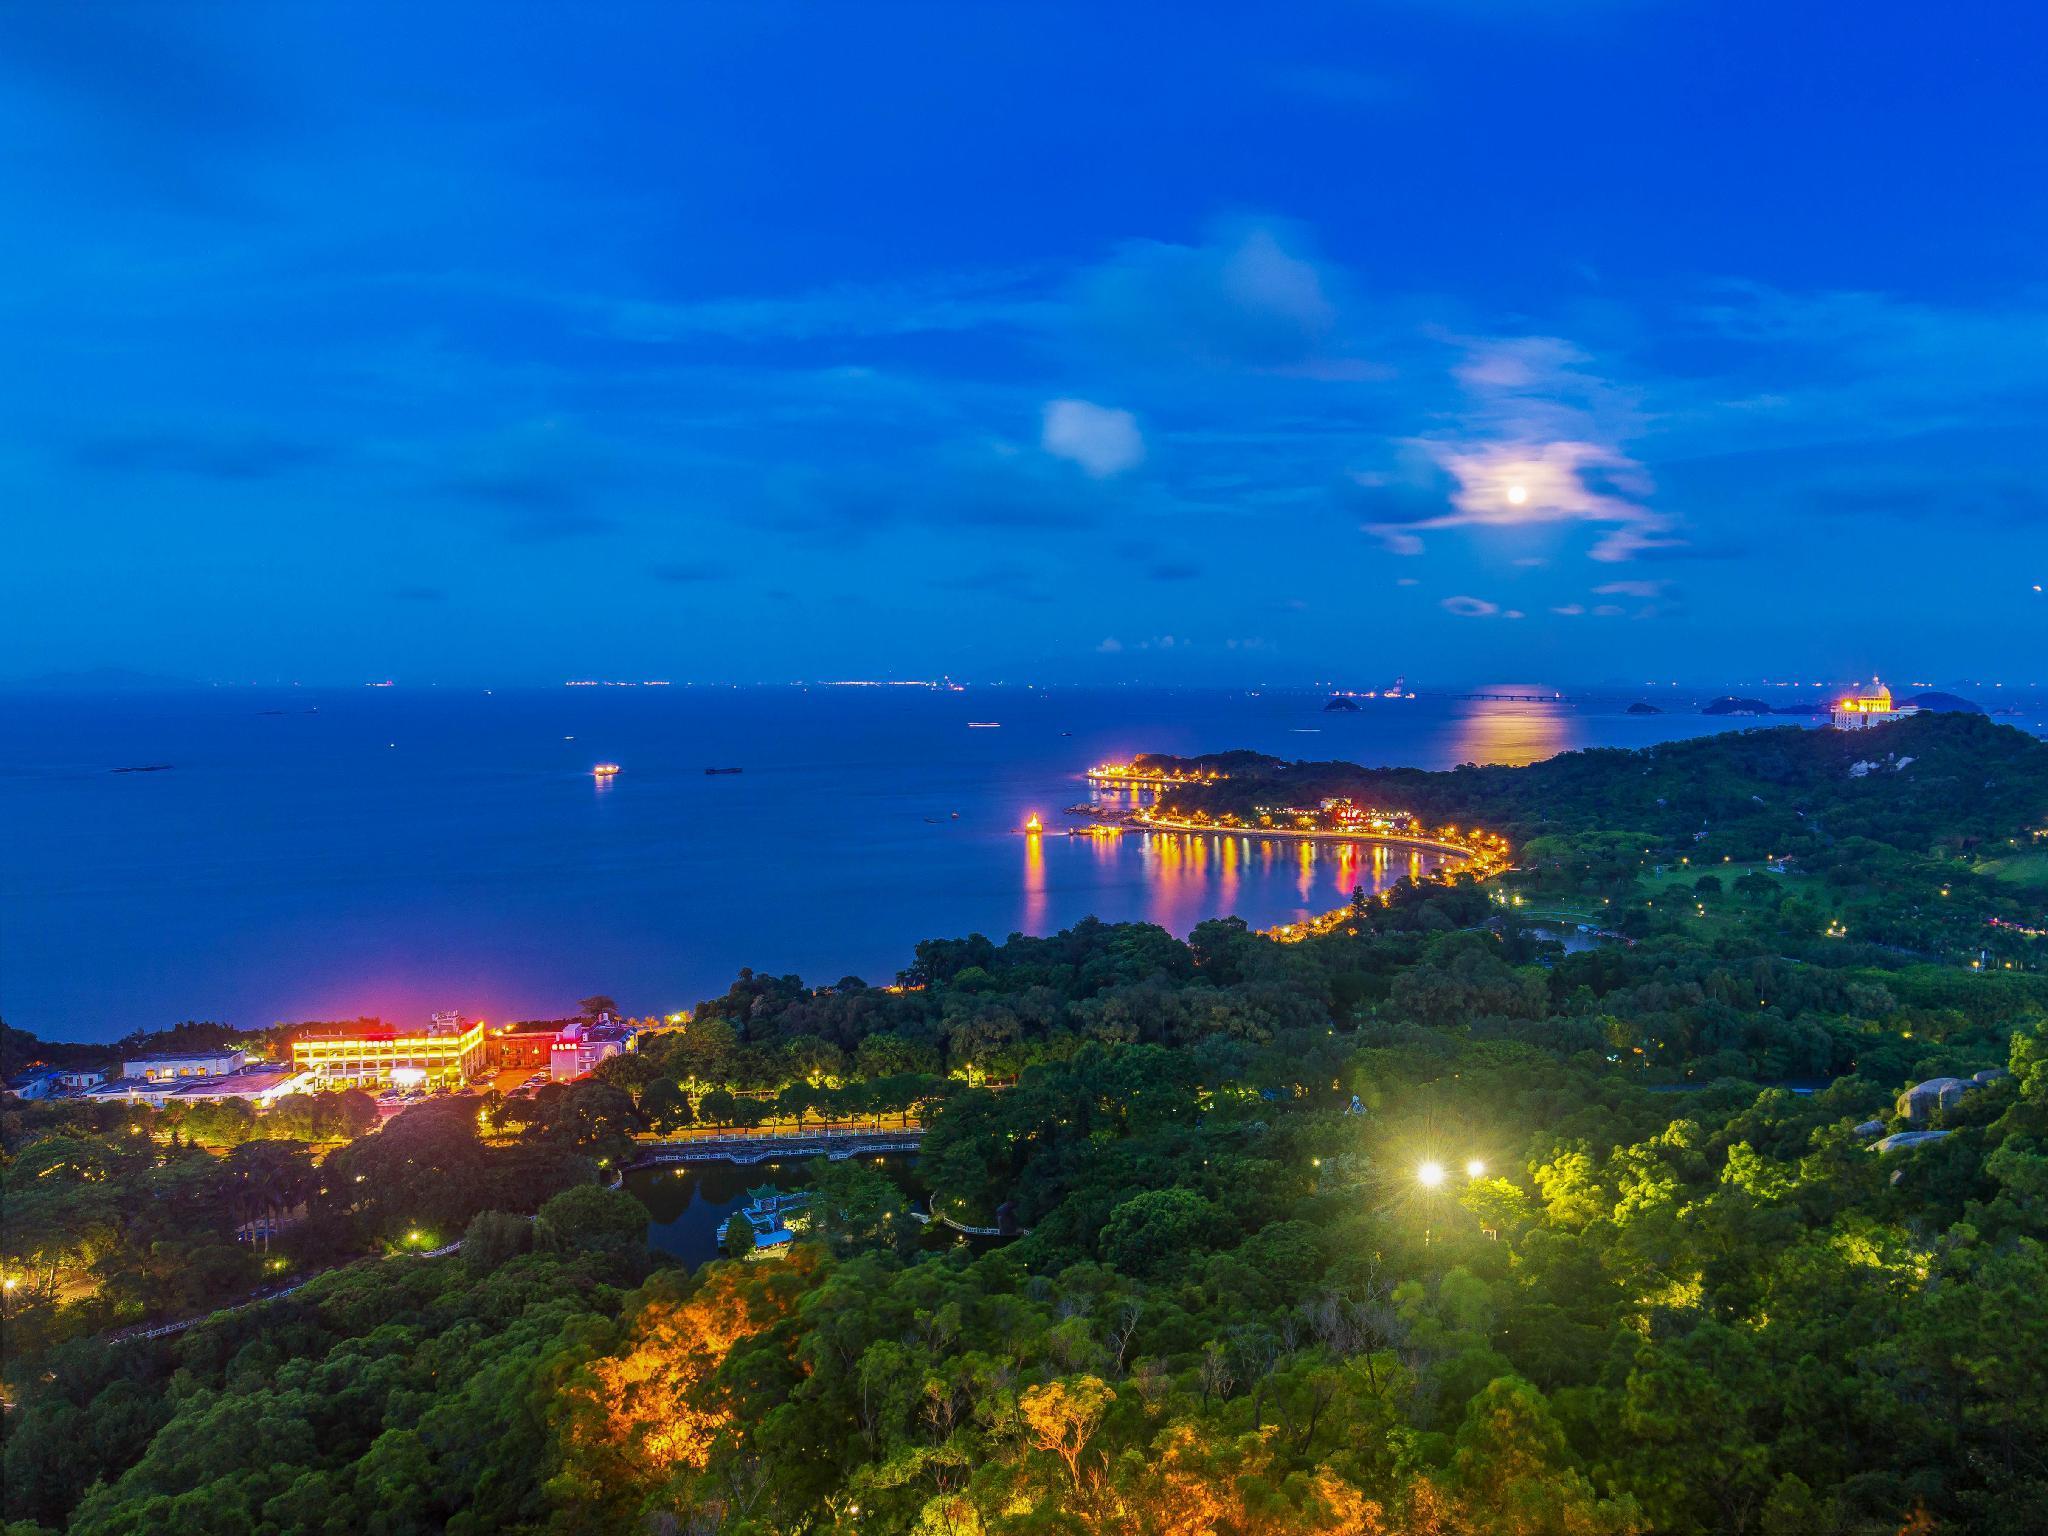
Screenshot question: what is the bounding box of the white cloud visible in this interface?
[1042,399,1145,477]
[1096,636,1123,653]
[1552,603,1586,616]
[1594,579,1666,598]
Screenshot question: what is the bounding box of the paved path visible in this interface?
[104,1239,464,1345]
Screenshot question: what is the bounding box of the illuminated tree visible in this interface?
[557,1257,810,1495]
[1019,1375,1113,1494]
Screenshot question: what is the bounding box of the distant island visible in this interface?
[1700,695,1773,715]
[1322,694,1361,712]
[1901,689,1984,713]
[1625,701,1663,714]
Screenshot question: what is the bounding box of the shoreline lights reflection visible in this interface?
[1020,825,1456,939]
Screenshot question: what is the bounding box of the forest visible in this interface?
[4,714,2047,1535]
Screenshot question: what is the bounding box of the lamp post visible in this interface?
[1417,1161,1445,1247]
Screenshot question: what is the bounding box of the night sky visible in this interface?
[5,4,2045,686]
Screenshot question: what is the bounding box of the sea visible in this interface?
[6,683,2039,1042]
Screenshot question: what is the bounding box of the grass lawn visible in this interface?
[1503,861,1839,940]
[1975,849,2048,887]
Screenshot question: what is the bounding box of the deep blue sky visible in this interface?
[4,3,2045,686]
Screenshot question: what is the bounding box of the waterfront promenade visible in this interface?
[1072,811,1485,863]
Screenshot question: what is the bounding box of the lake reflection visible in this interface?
[624,1152,928,1269]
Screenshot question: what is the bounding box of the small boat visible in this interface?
[1024,814,1044,833]
[967,721,1001,729]
[592,763,621,778]
[704,766,743,775]
[950,811,960,819]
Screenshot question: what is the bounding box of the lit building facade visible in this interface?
[549,1022,635,1083]
[1830,681,1919,731]
[291,1015,486,1088]
[123,1049,246,1082]
[89,1066,318,1109]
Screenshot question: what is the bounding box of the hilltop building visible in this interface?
[1830,681,1919,731]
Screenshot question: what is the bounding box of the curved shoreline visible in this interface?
[1068,814,1482,863]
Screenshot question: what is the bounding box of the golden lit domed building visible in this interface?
[1830,680,1918,730]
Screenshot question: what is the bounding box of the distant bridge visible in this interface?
[910,1197,1028,1238]
[625,1127,924,1172]
[1454,692,1564,702]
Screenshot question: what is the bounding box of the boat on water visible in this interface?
[1069,824,1123,838]
[967,721,1001,728]
[592,762,621,778]
[703,766,743,775]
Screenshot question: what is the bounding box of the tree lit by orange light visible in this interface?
[562,1254,810,1481]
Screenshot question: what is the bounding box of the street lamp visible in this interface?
[1416,1161,1446,1188]
[1466,1159,1486,1179]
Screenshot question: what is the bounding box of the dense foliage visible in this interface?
[6,716,2048,1534]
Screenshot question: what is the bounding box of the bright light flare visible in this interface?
[1417,1160,1446,1187]
[1505,484,1528,505]
[1466,1159,1486,1178]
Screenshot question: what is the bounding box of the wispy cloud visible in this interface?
[76,430,324,481]
[1069,220,1382,380]
[651,561,730,584]
[1364,333,1675,561]
[1441,594,1500,617]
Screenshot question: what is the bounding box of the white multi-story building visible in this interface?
[122,1049,247,1082]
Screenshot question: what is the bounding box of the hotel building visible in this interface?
[291,1013,487,1089]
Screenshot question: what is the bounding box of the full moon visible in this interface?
[1506,484,1528,505]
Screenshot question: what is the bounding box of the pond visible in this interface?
[622,1151,991,1268]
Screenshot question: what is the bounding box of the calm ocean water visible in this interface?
[6,683,2029,1041]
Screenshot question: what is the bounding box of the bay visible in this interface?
[0,683,1902,1039]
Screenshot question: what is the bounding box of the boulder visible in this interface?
[1854,1119,1886,1138]
[1897,1077,1972,1124]
[1874,1129,1952,1154]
